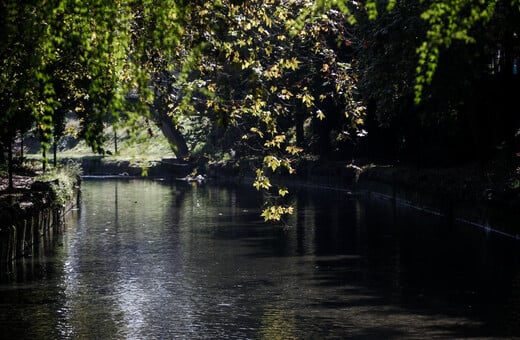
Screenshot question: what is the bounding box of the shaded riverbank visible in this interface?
[355,164,520,240]
[51,156,520,238]
[204,158,520,239]
[0,167,80,276]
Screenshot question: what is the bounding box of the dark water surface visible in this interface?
[1,179,519,339]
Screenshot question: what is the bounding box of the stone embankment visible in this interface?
[0,177,79,272]
[207,158,520,238]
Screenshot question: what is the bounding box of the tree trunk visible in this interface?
[42,147,47,173]
[150,71,190,161]
[20,136,24,160]
[53,141,57,168]
[114,127,118,154]
[295,104,304,147]
[151,109,190,160]
[7,139,13,191]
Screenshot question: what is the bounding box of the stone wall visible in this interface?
[0,185,78,273]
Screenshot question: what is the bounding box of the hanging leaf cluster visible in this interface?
[171,0,366,222]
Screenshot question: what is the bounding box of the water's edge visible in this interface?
[0,184,79,275]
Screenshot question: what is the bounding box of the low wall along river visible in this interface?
[0,182,78,276]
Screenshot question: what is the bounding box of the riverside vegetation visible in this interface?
[0,163,80,270]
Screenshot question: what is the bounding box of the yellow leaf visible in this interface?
[264,134,286,148]
[279,188,289,197]
[285,145,303,155]
[280,88,293,99]
[284,57,300,71]
[302,93,315,107]
[250,127,264,138]
[260,205,294,222]
[264,155,281,171]
[264,64,281,79]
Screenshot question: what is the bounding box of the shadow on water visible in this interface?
[0,179,519,339]
[186,182,520,338]
[293,189,520,338]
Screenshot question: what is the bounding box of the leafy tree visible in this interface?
[311,0,520,165]
[0,1,189,164]
[170,0,366,221]
[3,0,519,218]
[306,0,508,101]
[0,1,43,186]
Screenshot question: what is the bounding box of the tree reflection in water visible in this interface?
[0,179,519,339]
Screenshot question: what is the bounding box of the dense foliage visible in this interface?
[167,1,365,221]
[1,0,186,156]
[1,0,520,220]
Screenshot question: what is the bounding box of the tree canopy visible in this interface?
[2,0,520,219]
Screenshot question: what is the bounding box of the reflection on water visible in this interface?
[1,179,520,339]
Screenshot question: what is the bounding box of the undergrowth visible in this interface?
[36,162,82,205]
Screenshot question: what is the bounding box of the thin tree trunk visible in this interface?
[8,138,13,190]
[42,147,47,173]
[53,141,57,168]
[296,109,304,147]
[20,136,24,160]
[114,127,118,154]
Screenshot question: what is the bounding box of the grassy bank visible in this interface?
[0,162,81,206]
[25,117,175,167]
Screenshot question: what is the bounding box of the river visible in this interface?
[1,179,519,339]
